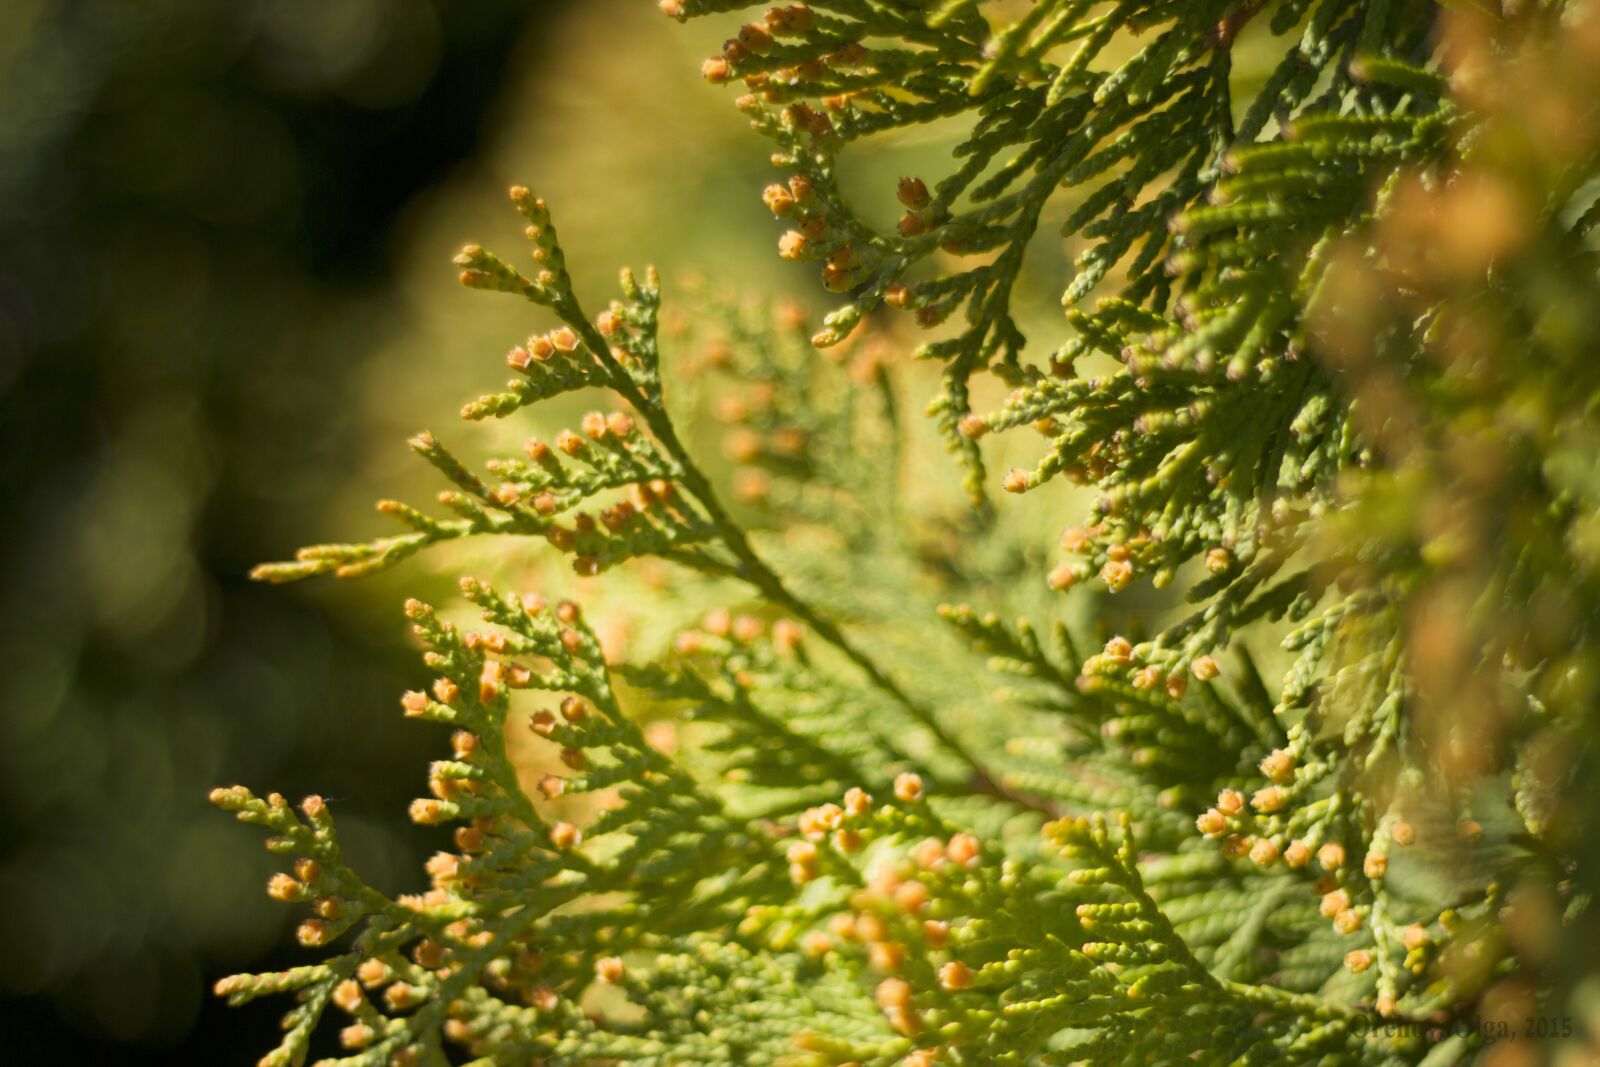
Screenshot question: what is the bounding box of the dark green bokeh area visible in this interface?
[0,0,547,1058]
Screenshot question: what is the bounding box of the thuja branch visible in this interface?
[256,184,1049,817]
[519,193,1054,819]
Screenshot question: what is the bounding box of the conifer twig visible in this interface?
[549,287,1056,817]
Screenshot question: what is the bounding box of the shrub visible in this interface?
[214,3,1600,1064]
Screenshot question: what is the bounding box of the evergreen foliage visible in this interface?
[215,2,1600,1064]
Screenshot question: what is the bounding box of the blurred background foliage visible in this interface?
[0,0,550,1058]
[0,0,1137,1060]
